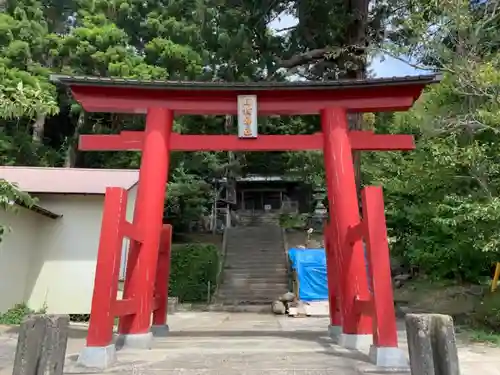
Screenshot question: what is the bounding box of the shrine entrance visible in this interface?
[52,74,439,369]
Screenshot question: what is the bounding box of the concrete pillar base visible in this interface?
[339,333,373,350]
[151,324,170,337]
[77,344,117,369]
[369,346,409,368]
[328,325,342,342]
[116,332,153,350]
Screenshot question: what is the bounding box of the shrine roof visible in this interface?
[50,73,441,115]
[50,74,440,91]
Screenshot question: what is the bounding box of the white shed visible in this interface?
[0,167,138,314]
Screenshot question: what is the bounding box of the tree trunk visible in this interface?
[344,0,369,191]
[64,112,85,168]
[32,113,46,143]
[224,114,236,228]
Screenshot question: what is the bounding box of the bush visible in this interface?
[169,243,219,303]
[470,292,500,331]
[0,303,46,325]
[279,213,307,230]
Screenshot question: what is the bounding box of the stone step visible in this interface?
[225,241,284,247]
[226,230,282,236]
[217,291,288,298]
[223,270,287,275]
[205,304,272,312]
[225,246,284,250]
[223,262,287,268]
[223,263,287,270]
[218,224,286,303]
[216,296,286,304]
[222,271,288,276]
[222,280,289,285]
[220,283,288,290]
[224,258,286,264]
[224,248,285,253]
[224,250,285,255]
[223,272,288,278]
[216,294,287,301]
[216,291,283,295]
[225,235,282,240]
[220,281,288,288]
[225,255,285,259]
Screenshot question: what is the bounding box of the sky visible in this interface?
[269,13,425,78]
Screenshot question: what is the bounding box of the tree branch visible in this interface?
[278,48,330,69]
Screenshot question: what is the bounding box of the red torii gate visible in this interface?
[52,74,439,369]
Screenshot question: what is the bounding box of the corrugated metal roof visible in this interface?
[0,167,139,195]
[50,74,442,91]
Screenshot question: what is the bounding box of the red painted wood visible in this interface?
[113,299,137,316]
[86,188,127,347]
[73,95,414,114]
[70,84,424,115]
[353,297,374,316]
[79,132,415,152]
[152,296,161,310]
[349,132,415,151]
[346,222,365,245]
[322,107,372,335]
[152,225,172,326]
[324,221,342,326]
[121,221,142,242]
[362,186,399,347]
[118,108,173,336]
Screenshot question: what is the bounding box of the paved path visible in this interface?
[1,312,500,374]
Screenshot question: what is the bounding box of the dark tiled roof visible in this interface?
[50,74,442,91]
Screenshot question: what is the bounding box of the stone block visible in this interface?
[116,332,153,350]
[405,314,460,375]
[77,344,117,369]
[431,314,460,375]
[405,314,435,375]
[272,300,286,315]
[13,314,70,375]
[38,315,70,375]
[167,297,178,314]
[13,315,46,375]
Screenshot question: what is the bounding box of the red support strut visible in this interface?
[152,224,173,327]
[119,108,173,337]
[324,221,342,328]
[362,187,399,348]
[321,107,372,339]
[86,188,129,347]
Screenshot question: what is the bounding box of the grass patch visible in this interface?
[457,326,500,345]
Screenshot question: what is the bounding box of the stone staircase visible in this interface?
[216,224,289,305]
[237,210,281,226]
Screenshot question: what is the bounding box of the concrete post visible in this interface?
[13,314,70,375]
[405,314,460,375]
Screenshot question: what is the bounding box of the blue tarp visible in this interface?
[288,246,373,302]
[288,248,328,301]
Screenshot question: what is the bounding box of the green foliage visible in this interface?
[3,0,500,289]
[0,303,46,325]
[470,292,500,332]
[165,163,214,232]
[363,2,500,282]
[0,179,36,242]
[169,243,219,303]
[279,213,307,230]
